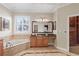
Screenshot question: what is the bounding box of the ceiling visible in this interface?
[1,3,70,13]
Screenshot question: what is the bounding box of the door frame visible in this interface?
[68,14,79,52]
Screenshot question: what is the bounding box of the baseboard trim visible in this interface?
[55,46,69,52]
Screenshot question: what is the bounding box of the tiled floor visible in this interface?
[15,46,77,56]
[70,46,79,54]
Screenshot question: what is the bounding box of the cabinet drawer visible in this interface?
[43,37,48,39]
[37,37,42,39]
[43,39,48,46]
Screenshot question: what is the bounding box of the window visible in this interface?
[15,16,30,33]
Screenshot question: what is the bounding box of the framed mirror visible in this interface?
[32,21,54,33]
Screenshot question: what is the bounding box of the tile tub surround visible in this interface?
[2,34,31,56]
[3,38,30,49]
[2,34,30,48]
[4,42,30,56]
[3,37,30,56]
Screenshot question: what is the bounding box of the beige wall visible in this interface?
[54,3,79,51]
[0,4,12,38]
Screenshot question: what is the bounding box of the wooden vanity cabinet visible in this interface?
[30,35,48,47]
[30,35,37,47]
[0,40,3,56]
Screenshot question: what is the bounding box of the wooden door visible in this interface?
[77,16,79,44]
[30,36,37,47]
[69,16,77,46]
[0,40,3,56]
[43,36,48,46]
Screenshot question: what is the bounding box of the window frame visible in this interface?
[14,16,31,34]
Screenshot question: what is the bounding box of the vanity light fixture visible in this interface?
[35,17,49,22]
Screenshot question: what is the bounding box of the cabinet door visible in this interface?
[43,37,48,46]
[37,36,43,47]
[30,37,37,47]
[0,40,3,56]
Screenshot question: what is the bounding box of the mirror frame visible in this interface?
[32,21,54,33]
